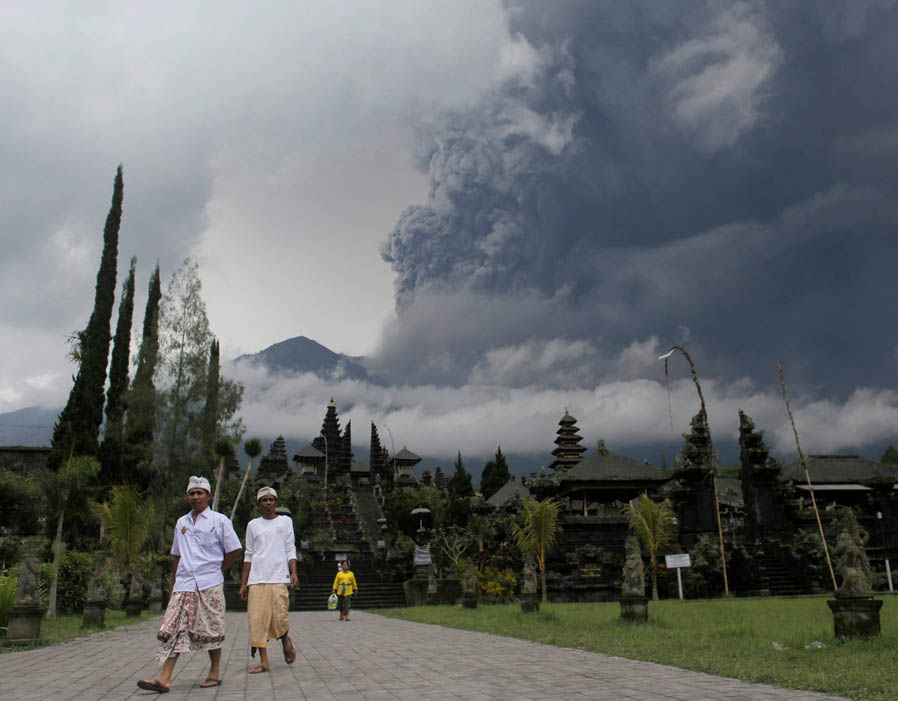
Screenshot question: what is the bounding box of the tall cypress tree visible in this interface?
[480,445,511,499]
[122,263,162,489]
[448,451,474,498]
[200,339,220,470]
[49,165,123,470]
[99,257,136,486]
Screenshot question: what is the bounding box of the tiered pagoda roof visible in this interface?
[258,435,289,481]
[549,409,587,472]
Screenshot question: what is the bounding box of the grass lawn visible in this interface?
[2,609,159,651]
[377,596,898,701]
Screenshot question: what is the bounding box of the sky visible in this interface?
[3,1,898,469]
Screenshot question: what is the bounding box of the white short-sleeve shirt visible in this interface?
[170,507,242,592]
[245,515,297,585]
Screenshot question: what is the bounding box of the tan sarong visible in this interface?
[155,584,225,664]
[248,583,289,649]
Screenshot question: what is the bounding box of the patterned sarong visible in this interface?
[154,584,225,664]
[248,583,289,649]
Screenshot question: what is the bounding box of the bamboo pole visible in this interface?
[776,362,837,591]
[661,345,729,595]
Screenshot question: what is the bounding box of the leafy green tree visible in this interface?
[122,264,162,491]
[231,438,263,520]
[627,493,677,601]
[512,497,562,603]
[448,452,474,498]
[99,257,136,486]
[96,485,155,591]
[211,436,235,512]
[49,166,123,470]
[881,446,898,466]
[46,454,100,618]
[158,258,212,479]
[480,446,511,499]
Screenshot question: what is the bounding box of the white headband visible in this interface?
[186,476,211,494]
[257,486,277,501]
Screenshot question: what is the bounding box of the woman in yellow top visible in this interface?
[332,560,358,621]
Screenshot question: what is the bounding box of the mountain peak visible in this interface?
[236,335,373,382]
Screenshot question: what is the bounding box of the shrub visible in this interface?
[38,549,93,614]
[0,565,17,627]
[478,567,517,600]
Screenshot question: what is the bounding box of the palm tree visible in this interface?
[46,453,100,618]
[512,497,562,604]
[231,438,263,520]
[211,436,235,512]
[627,493,677,601]
[96,485,155,596]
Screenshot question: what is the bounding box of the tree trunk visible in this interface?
[230,457,254,520]
[650,551,659,601]
[211,456,225,512]
[47,508,65,618]
[540,542,548,604]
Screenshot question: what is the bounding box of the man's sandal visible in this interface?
[137,679,170,693]
[199,678,222,688]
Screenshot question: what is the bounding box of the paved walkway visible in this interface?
[0,612,848,700]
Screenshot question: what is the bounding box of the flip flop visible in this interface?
[200,678,222,688]
[137,679,170,693]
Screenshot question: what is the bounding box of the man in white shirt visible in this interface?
[137,476,242,694]
[239,486,298,673]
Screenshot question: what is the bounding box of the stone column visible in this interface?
[82,551,108,629]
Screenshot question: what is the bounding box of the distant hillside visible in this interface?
[235,336,376,383]
[0,406,57,446]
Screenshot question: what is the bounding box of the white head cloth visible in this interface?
[186,476,211,494]
[257,486,277,501]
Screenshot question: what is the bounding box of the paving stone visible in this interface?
[0,611,851,700]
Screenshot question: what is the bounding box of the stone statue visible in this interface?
[621,535,645,597]
[833,508,873,599]
[85,551,107,602]
[522,555,538,596]
[462,560,478,595]
[14,539,43,607]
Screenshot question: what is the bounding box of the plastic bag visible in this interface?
[327,593,338,610]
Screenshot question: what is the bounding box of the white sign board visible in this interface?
[665,553,691,569]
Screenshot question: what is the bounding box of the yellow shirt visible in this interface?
[332,570,358,596]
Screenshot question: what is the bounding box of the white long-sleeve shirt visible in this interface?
[244,515,297,585]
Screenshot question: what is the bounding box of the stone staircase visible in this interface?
[293,555,406,611]
[756,553,809,596]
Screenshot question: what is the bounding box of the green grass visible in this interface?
[377,597,898,701]
[2,609,159,651]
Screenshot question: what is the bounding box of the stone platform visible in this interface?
[0,612,849,700]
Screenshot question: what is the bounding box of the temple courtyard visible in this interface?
[0,611,848,700]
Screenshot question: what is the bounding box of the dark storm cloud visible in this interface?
[379,0,898,395]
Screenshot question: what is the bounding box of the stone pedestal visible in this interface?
[125,598,144,617]
[827,598,883,638]
[462,592,478,609]
[6,605,45,644]
[147,597,163,613]
[403,579,427,606]
[437,578,462,605]
[619,595,648,622]
[81,599,107,628]
[224,581,245,611]
[520,593,540,613]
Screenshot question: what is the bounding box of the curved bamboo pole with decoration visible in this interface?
[776,362,837,591]
[659,345,729,595]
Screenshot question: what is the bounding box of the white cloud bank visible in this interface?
[228,338,898,462]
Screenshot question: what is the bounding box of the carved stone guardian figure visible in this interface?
[520,555,539,613]
[7,537,46,643]
[462,560,478,609]
[827,508,882,637]
[125,572,144,617]
[619,534,648,622]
